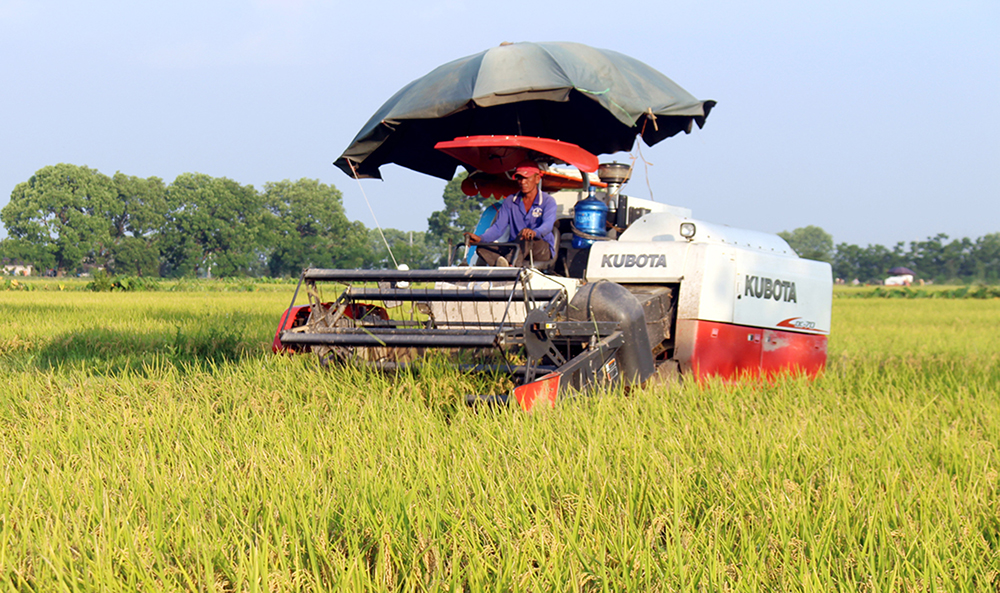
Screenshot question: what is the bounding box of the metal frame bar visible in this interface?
[302,268,524,283]
[280,331,498,348]
[344,288,563,302]
[280,267,628,399]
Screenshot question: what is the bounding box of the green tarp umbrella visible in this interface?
[335,41,715,180]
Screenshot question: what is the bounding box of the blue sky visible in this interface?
[1,0,997,247]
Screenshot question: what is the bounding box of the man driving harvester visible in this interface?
[464,160,557,267]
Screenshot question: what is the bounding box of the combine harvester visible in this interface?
[276,42,832,410]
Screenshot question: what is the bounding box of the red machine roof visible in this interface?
[434,135,600,174]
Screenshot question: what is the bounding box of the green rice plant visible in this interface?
[836,284,1000,299]
[0,290,997,590]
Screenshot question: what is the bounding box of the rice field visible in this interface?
[0,283,998,591]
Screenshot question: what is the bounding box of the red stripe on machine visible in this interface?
[513,373,561,411]
[679,319,827,382]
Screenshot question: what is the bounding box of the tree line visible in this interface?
[0,164,474,277]
[2,164,994,283]
[778,225,1000,284]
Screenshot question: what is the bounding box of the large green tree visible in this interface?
[426,172,486,263]
[971,233,1000,283]
[778,226,834,263]
[263,178,368,276]
[106,173,167,276]
[159,173,264,277]
[833,242,903,283]
[365,228,441,270]
[906,233,976,282]
[0,164,118,272]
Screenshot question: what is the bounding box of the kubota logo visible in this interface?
[745,275,797,303]
[600,253,667,269]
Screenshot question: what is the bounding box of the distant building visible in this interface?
[2,261,32,276]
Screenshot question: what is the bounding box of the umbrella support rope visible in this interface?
[345,158,398,268]
[574,86,631,120]
[629,139,655,202]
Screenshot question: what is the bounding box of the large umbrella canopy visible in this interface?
[335,41,715,181]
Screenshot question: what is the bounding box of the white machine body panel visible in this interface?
[733,251,832,334]
[585,215,832,335]
[619,212,796,256]
[585,241,737,323]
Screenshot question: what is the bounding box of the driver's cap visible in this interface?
[513,160,541,176]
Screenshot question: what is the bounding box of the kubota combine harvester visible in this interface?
[275,42,832,410]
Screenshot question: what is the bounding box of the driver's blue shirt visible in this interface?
[479,190,557,256]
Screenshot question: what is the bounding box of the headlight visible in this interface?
[679,222,696,240]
